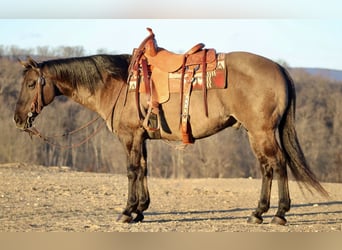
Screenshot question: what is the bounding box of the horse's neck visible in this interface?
[52,77,99,115]
[57,78,126,123]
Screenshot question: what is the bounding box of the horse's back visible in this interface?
[226,51,284,80]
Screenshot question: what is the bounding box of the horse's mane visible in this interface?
[40,54,130,94]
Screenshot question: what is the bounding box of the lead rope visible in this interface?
[26,117,107,150]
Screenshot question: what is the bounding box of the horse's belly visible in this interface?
[158,91,233,141]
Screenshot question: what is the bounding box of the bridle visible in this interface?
[26,74,46,127]
[28,74,46,116]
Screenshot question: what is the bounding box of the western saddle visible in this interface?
[128,28,219,144]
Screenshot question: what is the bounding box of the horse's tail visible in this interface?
[279,67,329,197]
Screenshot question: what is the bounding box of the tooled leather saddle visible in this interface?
[127,28,226,144]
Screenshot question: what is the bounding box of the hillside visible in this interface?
[295,67,342,82]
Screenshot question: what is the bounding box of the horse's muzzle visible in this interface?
[14,112,37,130]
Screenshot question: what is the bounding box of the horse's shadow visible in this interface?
[143,201,342,225]
[145,207,250,223]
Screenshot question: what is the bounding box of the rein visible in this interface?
[25,74,127,150]
[25,117,106,150]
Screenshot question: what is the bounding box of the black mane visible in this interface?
[40,54,130,94]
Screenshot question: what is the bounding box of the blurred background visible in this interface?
[0,3,341,182]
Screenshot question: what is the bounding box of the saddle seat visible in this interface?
[145,43,205,73]
[145,42,218,75]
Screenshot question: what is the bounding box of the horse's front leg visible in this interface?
[134,139,150,222]
[117,127,149,223]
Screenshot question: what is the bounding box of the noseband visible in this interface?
[29,75,46,118]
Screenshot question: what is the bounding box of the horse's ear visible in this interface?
[18,56,38,69]
[18,57,28,68]
[27,56,38,68]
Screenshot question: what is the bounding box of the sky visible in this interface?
[0,1,341,70]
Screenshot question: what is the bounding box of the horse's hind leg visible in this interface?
[247,132,273,224]
[271,156,291,225]
[247,131,290,225]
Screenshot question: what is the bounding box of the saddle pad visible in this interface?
[168,53,226,98]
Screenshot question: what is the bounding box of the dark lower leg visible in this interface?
[122,166,139,216]
[134,146,150,222]
[118,128,146,222]
[272,167,291,225]
[117,166,139,223]
[248,165,273,224]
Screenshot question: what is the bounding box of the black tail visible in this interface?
[279,67,329,197]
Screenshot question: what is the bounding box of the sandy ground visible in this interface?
[0,162,341,232]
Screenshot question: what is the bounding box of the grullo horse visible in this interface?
[14,50,328,225]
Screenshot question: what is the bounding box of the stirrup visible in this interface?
[143,107,161,139]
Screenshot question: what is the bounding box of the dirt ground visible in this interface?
[0,162,341,232]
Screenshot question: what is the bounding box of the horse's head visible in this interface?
[14,57,57,130]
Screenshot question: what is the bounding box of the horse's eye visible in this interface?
[27,81,36,89]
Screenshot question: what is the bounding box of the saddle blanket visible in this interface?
[128,53,226,103]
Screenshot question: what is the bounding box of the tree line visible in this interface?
[0,45,341,182]
[0,44,113,59]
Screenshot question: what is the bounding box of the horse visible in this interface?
[14,50,328,225]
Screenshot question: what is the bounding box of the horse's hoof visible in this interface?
[117,214,133,223]
[247,214,263,224]
[133,213,144,223]
[271,216,287,225]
